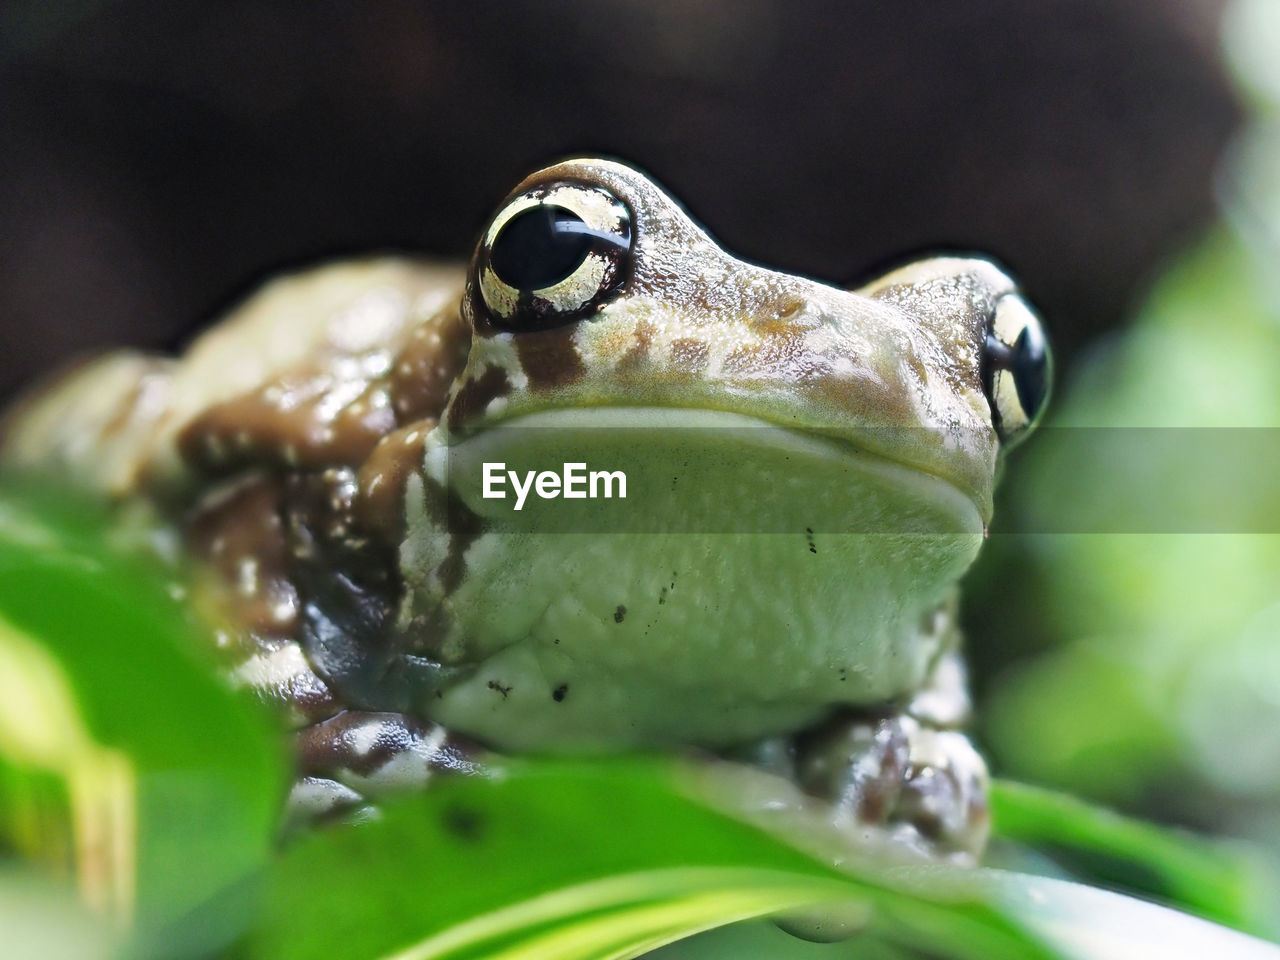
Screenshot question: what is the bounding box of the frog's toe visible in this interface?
[888,726,990,856]
[795,712,990,860]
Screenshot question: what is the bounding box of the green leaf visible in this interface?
[0,483,286,958]
[0,867,115,960]
[990,779,1280,938]
[245,759,1280,960]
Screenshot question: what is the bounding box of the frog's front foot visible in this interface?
[286,711,483,828]
[793,711,989,859]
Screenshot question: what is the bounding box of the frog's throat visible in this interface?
[433,406,984,536]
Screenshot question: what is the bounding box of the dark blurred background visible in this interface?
[0,0,1240,401]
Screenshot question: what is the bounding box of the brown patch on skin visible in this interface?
[284,469,362,556]
[614,319,657,374]
[613,604,626,623]
[275,667,341,724]
[447,365,511,432]
[669,337,710,374]
[229,638,341,725]
[420,471,486,597]
[719,344,759,376]
[395,606,455,663]
[903,352,930,388]
[179,368,398,476]
[355,422,432,546]
[438,515,483,597]
[391,304,471,424]
[513,325,585,390]
[721,329,813,379]
[177,296,468,482]
[487,679,512,699]
[185,473,299,639]
[552,684,568,702]
[295,712,481,780]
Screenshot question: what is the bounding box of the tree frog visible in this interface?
[0,159,1049,860]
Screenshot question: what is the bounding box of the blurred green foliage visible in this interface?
[961,0,1280,918]
[972,232,1280,844]
[0,487,283,958]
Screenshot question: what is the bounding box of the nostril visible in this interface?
[771,294,807,321]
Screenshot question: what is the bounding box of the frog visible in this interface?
[0,158,1049,860]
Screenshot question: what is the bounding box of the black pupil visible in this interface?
[490,205,593,291]
[1011,326,1050,418]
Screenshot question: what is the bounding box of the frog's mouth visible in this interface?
[434,406,984,536]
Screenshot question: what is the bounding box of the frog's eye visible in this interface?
[981,294,1052,445]
[476,182,632,331]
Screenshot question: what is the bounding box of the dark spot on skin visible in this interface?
[671,475,678,491]
[442,804,485,842]
[806,527,817,554]
[613,604,626,623]
[658,586,667,605]
[552,684,568,702]
[514,325,585,389]
[291,489,417,711]
[422,473,486,597]
[838,667,847,682]
[487,679,513,699]
[399,606,453,662]
[448,365,511,432]
[553,637,560,644]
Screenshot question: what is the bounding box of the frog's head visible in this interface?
[446,158,1048,518]
[397,159,1050,749]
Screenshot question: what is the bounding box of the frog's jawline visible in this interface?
[450,406,984,530]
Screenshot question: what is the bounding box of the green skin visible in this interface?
[0,159,1047,859]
